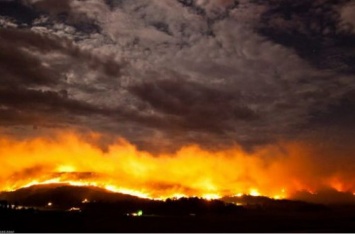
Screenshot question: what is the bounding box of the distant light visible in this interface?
[128,210,143,217]
[68,207,81,212]
[82,198,89,203]
[235,193,243,197]
[137,210,143,216]
[47,202,52,207]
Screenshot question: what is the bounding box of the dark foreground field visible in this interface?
[1,208,355,232]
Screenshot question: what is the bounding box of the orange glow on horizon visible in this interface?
[249,189,261,197]
[0,131,354,200]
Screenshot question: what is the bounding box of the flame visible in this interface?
[0,131,354,200]
[249,189,261,197]
[57,165,76,173]
[202,194,221,200]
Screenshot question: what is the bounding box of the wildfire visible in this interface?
[249,189,261,197]
[0,131,354,200]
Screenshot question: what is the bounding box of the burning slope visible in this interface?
[0,183,145,208]
[0,131,354,200]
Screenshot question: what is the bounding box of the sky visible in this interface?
[0,0,355,154]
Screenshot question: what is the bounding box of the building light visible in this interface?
[127,210,143,217]
[82,198,90,203]
[68,207,81,212]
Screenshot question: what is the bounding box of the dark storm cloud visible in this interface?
[233,0,355,148]
[0,107,43,126]
[0,26,70,53]
[0,27,122,84]
[0,87,107,115]
[129,79,258,134]
[310,89,355,127]
[0,24,125,128]
[0,28,69,86]
[257,0,355,73]
[23,0,101,34]
[176,0,239,25]
[0,0,39,25]
[0,85,120,128]
[24,0,72,15]
[0,0,354,151]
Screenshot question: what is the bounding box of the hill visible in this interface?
[0,184,146,209]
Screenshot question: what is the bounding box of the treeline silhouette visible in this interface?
[0,184,330,215]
